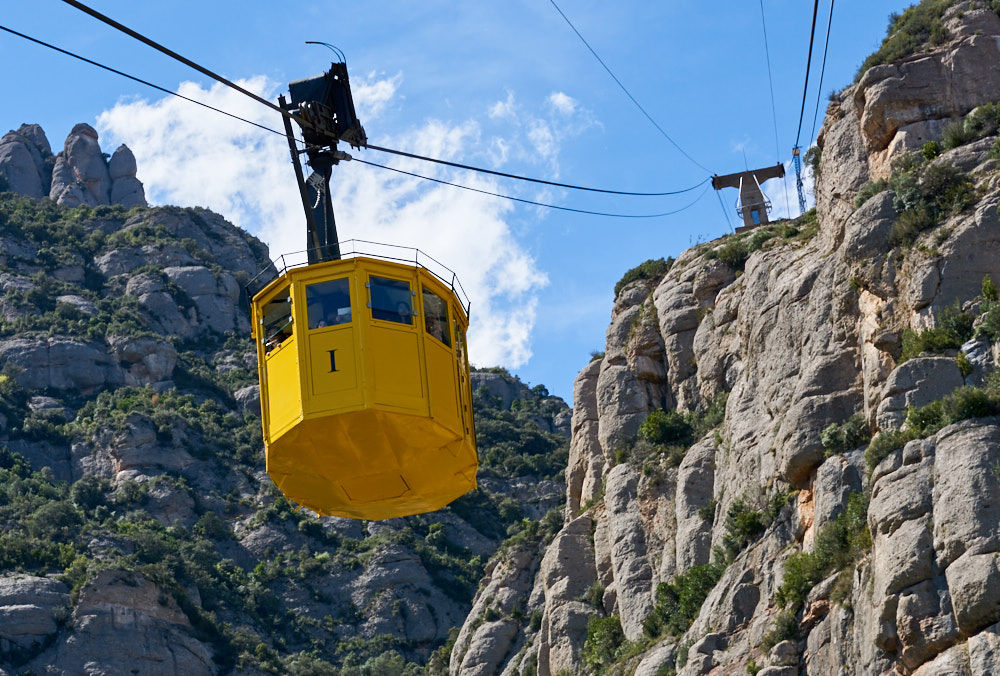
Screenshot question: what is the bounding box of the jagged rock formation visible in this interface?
[0,124,52,199]
[452,3,1000,674]
[0,122,145,208]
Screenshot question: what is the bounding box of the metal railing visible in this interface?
[246,240,472,316]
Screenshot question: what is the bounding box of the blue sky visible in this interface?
[2,0,908,403]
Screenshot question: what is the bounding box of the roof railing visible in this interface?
[246,240,472,316]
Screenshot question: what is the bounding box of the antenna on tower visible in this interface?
[791,146,807,216]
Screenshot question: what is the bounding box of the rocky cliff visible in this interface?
[450,3,1000,674]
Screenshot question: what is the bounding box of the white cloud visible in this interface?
[489,90,516,119]
[97,75,548,367]
[482,91,597,178]
[528,120,558,164]
[354,71,403,119]
[548,91,577,115]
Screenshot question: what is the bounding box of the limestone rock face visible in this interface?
[451,546,541,675]
[108,144,146,208]
[28,570,214,675]
[536,515,597,675]
[0,124,52,198]
[448,8,1000,674]
[47,123,146,207]
[0,337,124,392]
[565,358,605,517]
[110,335,177,388]
[0,575,68,655]
[604,465,654,640]
[857,9,1000,156]
[49,123,112,207]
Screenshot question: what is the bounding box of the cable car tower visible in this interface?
[248,59,478,520]
[711,163,786,231]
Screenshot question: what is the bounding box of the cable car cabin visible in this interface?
[250,252,477,520]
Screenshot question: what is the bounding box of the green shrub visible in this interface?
[908,386,995,436]
[775,492,870,608]
[938,299,975,340]
[865,429,916,470]
[820,414,870,455]
[642,563,724,638]
[583,615,627,674]
[977,301,1000,340]
[866,383,1000,471]
[957,351,973,378]
[942,119,970,149]
[942,102,1000,149]
[871,154,977,247]
[721,499,766,561]
[585,581,605,609]
[698,498,717,522]
[920,163,976,215]
[639,410,693,446]
[983,275,999,302]
[990,137,1000,160]
[760,608,800,653]
[899,327,955,361]
[693,392,729,438]
[70,475,108,511]
[899,301,974,363]
[615,258,674,297]
[747,229,774,253]
[804,146,821,176]
[921,140,941,161]
[856,1,951,80]
[708,239,751,271]
[888,208,934,246]
[854,179,888,208]
[27,500,81,541]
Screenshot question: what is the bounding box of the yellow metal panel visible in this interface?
[264,336,301,441]
[265,407,476,519]
[341,473,410,503]
[425,338,461,440]
[370,325,425,411]
[307,326,358,396]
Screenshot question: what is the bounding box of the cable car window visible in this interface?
[421,287,451,347]
[262,289,293,354]
[306,278,352,329]
[369,276,413,325]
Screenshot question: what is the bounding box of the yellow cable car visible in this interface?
[249,243,477,520]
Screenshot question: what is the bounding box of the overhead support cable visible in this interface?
[794,0,822,148]
[809,0,836,144]
[548,0,712,174]
[59,0,707,199]
[758,0,790,218]
[0,24,283,139]
[356,159,712,219]
[59,0,307,128]
[759,0,781,165]
[715,189,735,232]
[791,0,821,216]
[363,144,708,197]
